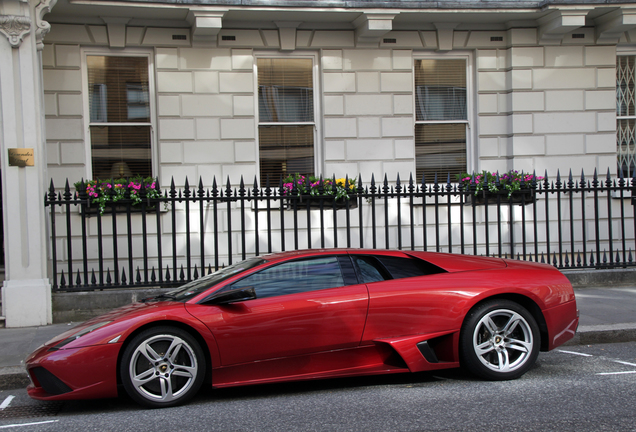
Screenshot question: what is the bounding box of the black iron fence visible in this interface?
[45,170,636,292]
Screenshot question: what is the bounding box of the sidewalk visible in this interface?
[1,286,635,391]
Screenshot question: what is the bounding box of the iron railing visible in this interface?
[45,170,636,292]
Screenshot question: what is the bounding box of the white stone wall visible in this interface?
[477,28,617,176]
[322,49,415,182]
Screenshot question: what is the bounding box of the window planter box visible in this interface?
[285,196,358,210]
[464,189,536,206]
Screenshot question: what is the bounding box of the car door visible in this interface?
[190,255,369,366]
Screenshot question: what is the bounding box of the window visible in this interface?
[229,257,344,299]
[414,58,468,180]
[86,55,153,179]
[257,57,315,184]
[617,55,636,178]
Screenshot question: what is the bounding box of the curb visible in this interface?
[0,366,29,391]
[2,326,636,391]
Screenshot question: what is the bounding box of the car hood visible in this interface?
[43,301,185,348]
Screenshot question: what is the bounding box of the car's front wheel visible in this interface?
[120,326,205,408]
[459,299,540,380]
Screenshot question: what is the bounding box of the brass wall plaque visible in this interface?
[8,148,34,167]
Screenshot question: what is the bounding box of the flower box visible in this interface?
[464,188,536,206]
[285,195,358,210]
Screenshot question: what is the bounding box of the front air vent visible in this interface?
[222,35,236,41]
[490,36,504,42]
[172,35,187,41]
[572,33,585,39]
[383,38,397,44]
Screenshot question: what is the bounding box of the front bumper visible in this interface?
[25,343,121,401]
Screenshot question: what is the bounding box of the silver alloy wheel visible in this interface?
[472,309,534,373]
[128,334,199,403]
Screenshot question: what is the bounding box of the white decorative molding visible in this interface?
[0,15,32,48]
[537,10,589,44]
[595,8,636,44]
[35,0,57,50]
[353,13,397,47]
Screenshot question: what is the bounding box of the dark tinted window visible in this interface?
[376,256,445,279]
[353,256,388,283]
[229,256,345,299]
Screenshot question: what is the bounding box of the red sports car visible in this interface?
[26,249,578,408]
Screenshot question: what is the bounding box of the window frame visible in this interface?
[616,49,636,179]
[253,51,322,183]
[80,47,158,180]
[412,51,476,178]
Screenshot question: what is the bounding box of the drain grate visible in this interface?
[0,402,63,420]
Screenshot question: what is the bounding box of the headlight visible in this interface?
[48,321,112,351]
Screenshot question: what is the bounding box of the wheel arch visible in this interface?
[115,320,213,389]
[464,293,550,352]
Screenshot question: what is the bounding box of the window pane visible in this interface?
[258,58,313,122]
[230,257,344,299]
[617,119,636,178]
[617,56,636,117]
[87,56,150,123]
[415,123,466,181]
[90,126,151,179]
[259,125,314,184]
[415,59,466,121]
[617,56,636,178]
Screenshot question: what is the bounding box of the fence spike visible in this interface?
[576,251,582,267]
[106,268,112,285]
[165,266,171,282]
[121,269,127,285]
[564,254,569,267]
[208,264,213,275]
[603,250,608,265]
[193,264,199,280]
[136,267,142,284]
[552,253,558,266]
[616,250,621,264]
[76,269,82,286]
[151,267,156,283]
[629,249,633,264]
[91,269,97,286]
[540,252,545,263]
[590,251,595,267]
[180,265,185,281]
[60,270,66,288]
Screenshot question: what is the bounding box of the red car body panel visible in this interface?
[25,249,579,402]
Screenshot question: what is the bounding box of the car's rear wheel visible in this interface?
[459,299,540,380]
[120,326,205,408]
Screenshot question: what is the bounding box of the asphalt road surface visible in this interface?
[2,342,636,432]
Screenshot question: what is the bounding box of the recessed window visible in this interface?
[617,55,636,178]
[257,57,315,184]
[414,58,468,180]
[87,55,152,179]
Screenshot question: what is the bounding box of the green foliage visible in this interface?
[74,176,161,214]
[457,170,544,198]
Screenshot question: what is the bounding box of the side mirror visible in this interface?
[205,287,257,305]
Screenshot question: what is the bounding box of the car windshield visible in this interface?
[163,257,266,301]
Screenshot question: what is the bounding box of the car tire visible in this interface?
[459,299,540,381]
[120,326,205,408]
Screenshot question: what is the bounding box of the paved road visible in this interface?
[2,341,636,431]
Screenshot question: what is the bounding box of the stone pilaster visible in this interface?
[0,0,57,327]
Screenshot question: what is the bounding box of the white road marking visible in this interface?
[0,420,59,429]
[597,371,636,376]
[0,396,14,410]
[556,349,593,357]
[611,360,636,367]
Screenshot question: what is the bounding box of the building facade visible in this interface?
[2,0,636,326]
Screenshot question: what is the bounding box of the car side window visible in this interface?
[228,256,346,299]
[376,256,446,279]
[352,256,389,283]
